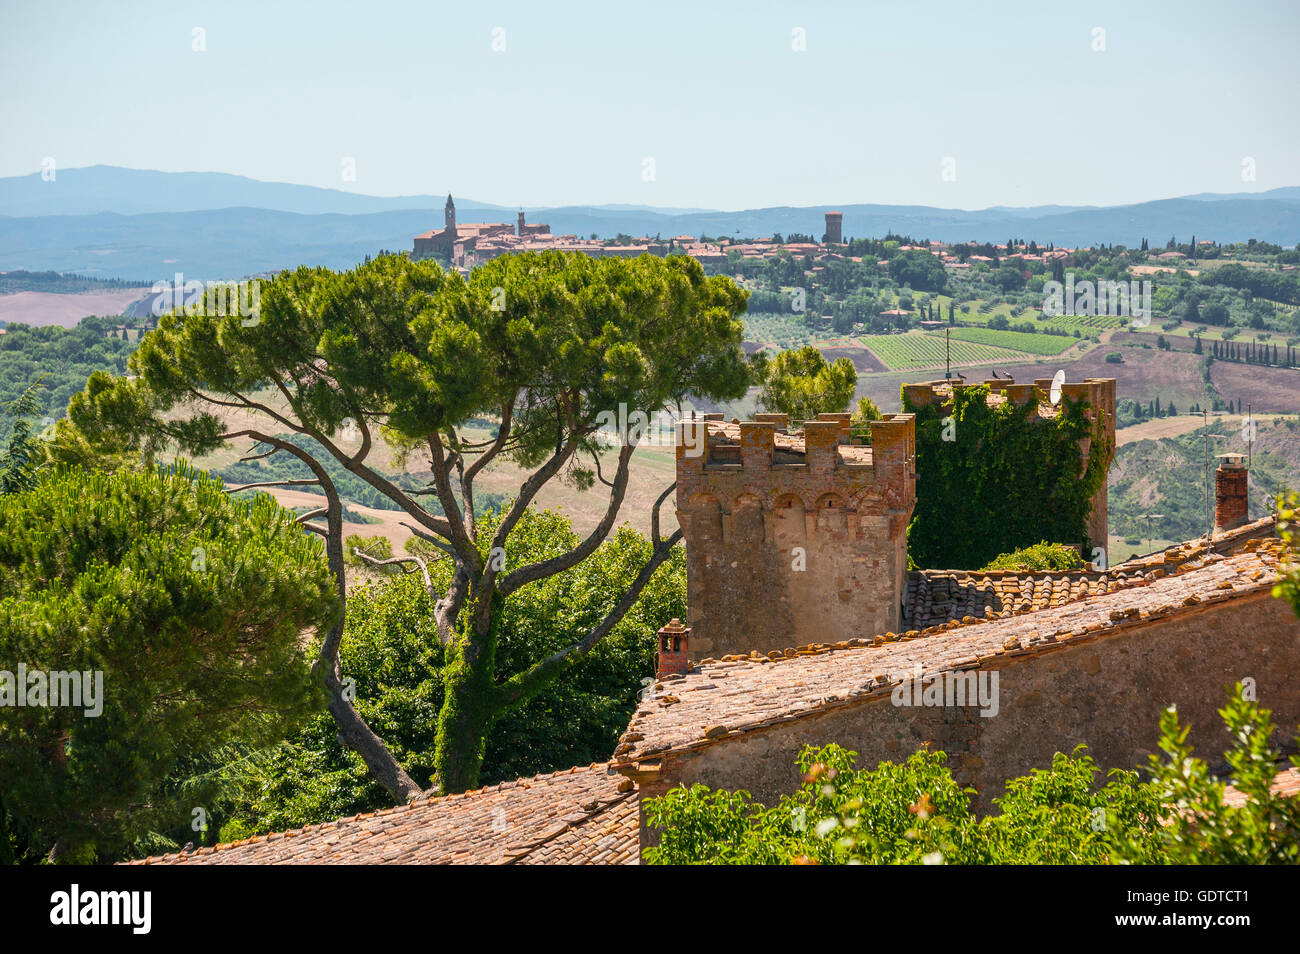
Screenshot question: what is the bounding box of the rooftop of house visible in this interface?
[905,517,1278,629]
[127,763,636,866]
[613,534,1288,767]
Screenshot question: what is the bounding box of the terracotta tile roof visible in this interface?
[903,518,1275,630]
[513,793,638,865]
[906,567,1143,628]
[613,539,1289,766]
[126,763,636,866]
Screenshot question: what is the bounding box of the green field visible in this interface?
[859,333,1032,370]
[1038,313,1129,334]
[742,312,815,348]
[934,296,1128,336]
[946,326,1080,355]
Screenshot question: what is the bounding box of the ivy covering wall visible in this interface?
[904,384,1110,569]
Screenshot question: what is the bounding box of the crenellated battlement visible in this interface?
[902,375,1115,421]
[676,412,916,514]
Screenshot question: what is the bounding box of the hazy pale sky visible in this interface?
[2,0,1297,210]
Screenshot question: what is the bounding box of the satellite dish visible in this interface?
[1049,370,1066,405]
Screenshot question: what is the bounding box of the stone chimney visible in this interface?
[1214,453,1249,532]
[656,619,690,678]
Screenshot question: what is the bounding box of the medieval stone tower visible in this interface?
[676,411,916,659]
[824,211,843,244]
[444,193,456,233]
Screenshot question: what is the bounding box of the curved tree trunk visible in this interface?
[432,598,500,794]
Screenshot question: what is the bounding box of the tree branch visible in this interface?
[651,480,676,545]
[495,529,683,710]
[400,522,456,556]
[191,385,456,542]
[222,478,322,493]
[426,433,478,565]
[462,399,514,485]
[240,446,281,463]
[498,442,635,597]
[352,547,437,599]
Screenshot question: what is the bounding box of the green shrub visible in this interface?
[980,541,1086,572]
[645,744,1162,865]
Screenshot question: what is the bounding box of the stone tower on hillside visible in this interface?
[675,411,916,659]
[824,211,843,244]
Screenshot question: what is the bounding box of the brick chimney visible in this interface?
[656,619,690,678]
[1214,453,1249,532]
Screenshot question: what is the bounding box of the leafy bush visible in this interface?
[1149,687,1300,864]
[646,744,1162,865]
[980,541,1086,572]
[1273,492,1299,620]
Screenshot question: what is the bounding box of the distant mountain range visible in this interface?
[0,166,1297,281]
[0,166,723,218]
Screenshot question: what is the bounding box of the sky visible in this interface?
[1,0,1298,211]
